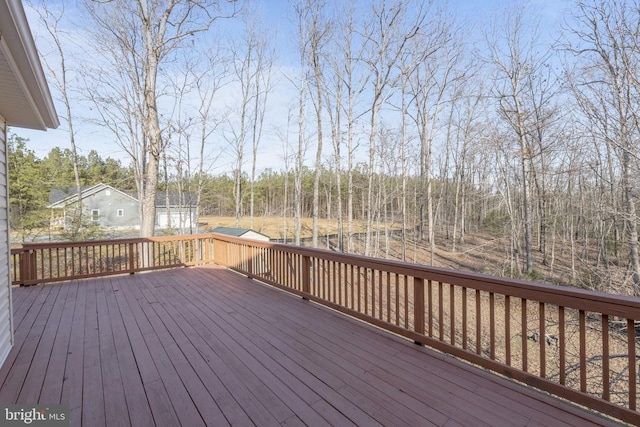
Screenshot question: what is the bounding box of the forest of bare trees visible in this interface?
[16,0,640,296]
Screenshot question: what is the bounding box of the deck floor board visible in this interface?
[0,266,621,426]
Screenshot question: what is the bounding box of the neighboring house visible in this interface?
[156,192,198,231]
[48,183,140,230]
[0,0,59,367]
[212,227,271,242]
[48,183,197,231]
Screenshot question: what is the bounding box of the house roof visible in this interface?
[47,183,138,208]
[212,227,270,239]
[48,183,197,209]
[0,0,58,130]
[155,192,197,208]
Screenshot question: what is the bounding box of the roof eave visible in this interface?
[0,0,59,130]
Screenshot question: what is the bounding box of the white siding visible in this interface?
[242,231,270,242]
[0,114,12,368]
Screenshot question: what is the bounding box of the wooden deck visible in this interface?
[0,265,621,426]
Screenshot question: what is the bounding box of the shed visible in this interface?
[212,227,271,242]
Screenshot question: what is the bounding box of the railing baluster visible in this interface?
[462,287,467,350]
[378,270,383,320]
[522,298,528,371]
[602,314,610,401]
[414,277,425,340]
[539,302,546,378]
[559,306,566,385]
[628,318,637,411]
[404,275,408,329]
[387,271,391,323]
[580,310,587,392]
[395,273,400,326]
[350,264,355,310]
[357,266,367,313]
[438,282,444,341]
[505,295,511,365]
[450,283,455,346]
[476,289,482,356]
[428,280,433,337]
[490,292,495,360]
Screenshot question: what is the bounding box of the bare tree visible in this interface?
[406,10,458,264]
[360,0,426,256]
[486,6,555,275]
[188,44,228,231]
[294,0,332,248]
[565,0,640,294]
[84,0,237,236]
[31,0,84,238]
[227,12,273,228]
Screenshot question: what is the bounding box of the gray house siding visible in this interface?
[82,187,139,229]
[50,184,196,231]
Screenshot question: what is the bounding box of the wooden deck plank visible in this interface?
[39,282,78,404]
[200,272,448,426]
[214,268,611,427]
[115,275,207,427]
[237,282,519,426]
[0,284,62,403]
[95,278,131,427]
[82,279,106,427]
[131,274,240,426]
[103,278,156,427]
[0,266,621,427]
[18,282,71,403]
[61,280,87,427]
[153,274,361,427]
[110,278,180,426]
[0,287,51,387]
[140,276,301,424]
[179,269,438,426]
[132,281,282,427]
[10,285,37,321]
[133,275,270,426]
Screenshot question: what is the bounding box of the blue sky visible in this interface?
[14,0,572,173]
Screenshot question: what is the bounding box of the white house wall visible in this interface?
[242,231,270,242]
[0,113,13,368]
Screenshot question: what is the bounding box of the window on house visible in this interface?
[117,209,124,217]
[91,209,100,221]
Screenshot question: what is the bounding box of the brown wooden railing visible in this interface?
[212,233,640,425]
[10,232,640,424]
[11,234,215,286]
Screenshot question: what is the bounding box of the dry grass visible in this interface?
[201,215,633,295]
[199,216,371,240]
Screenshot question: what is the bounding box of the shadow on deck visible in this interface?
[0,266,620,426]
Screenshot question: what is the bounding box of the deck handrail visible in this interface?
[211,233,640,425]
[10,232,640,424]
[10,234,215,285]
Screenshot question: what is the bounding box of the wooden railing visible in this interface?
[212,234,640,425]
[11,234,215,286]
[10,232,640,423]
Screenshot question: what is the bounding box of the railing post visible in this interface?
[414,277,425,345]
[247,245,254,277]
[128,242,135,274]
[215,239,223,266]
[18,250,29,286]
[302,255,311,299]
